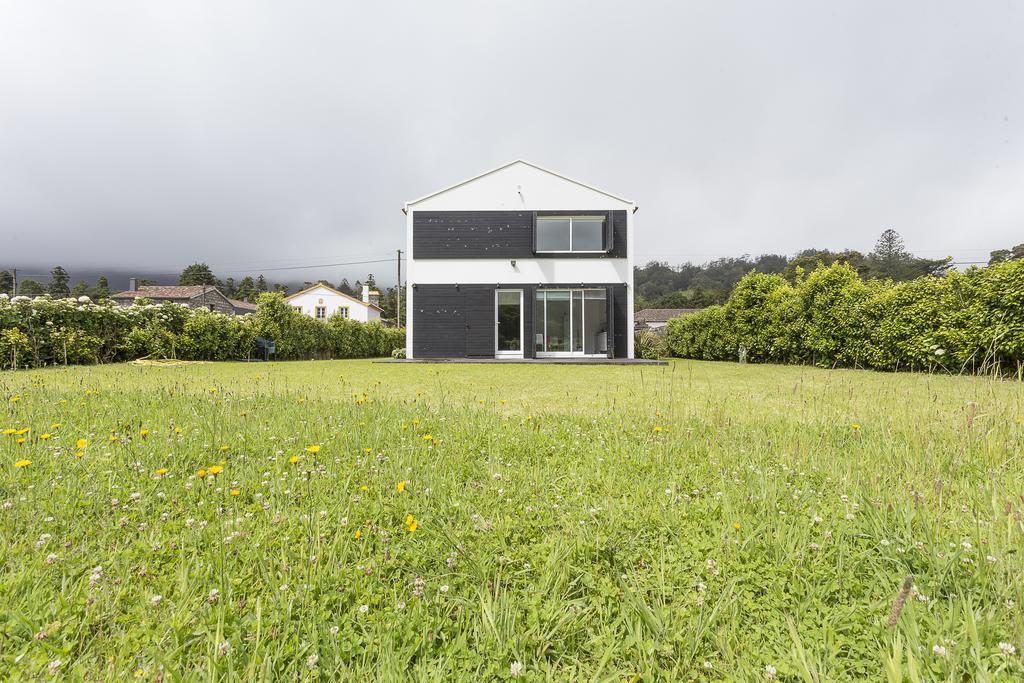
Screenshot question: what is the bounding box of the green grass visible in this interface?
[1,360,1022,680]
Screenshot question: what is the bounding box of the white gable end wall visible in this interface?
[406,161,634,212]
[288,287,380,323]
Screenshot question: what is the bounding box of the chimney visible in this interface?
[362,285,370,303]
[369,290,380,306]
[129,277,138,292]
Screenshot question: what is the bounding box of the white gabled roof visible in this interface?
[285,284,383,312]
[403,159,636,212]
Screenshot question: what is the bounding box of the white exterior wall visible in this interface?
[404,161,636,359]
[288,287,380,323]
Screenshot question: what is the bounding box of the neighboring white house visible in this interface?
[403,160,636,359]
[285,284,383,323]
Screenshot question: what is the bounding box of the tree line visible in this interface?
[1,262,405,325]
[634,230,1020,311]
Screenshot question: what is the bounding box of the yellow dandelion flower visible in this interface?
[850,424,861,430]
[76,438,87,449]
[733,522,742,531]
[109,435,118,443]
[10,395,20,403]
[14,459,32,468]
[354,530,362,539]
[360,485,369,492]
[653,426,664,433]
[40,433,51,440]
[396,480,406,493]
[196,468,207,478]
[208,465,223,475]
[3,428,16,435]
[140,429,150,437]
[422,434,434,442]
[155,468,168,476]
[16,438,26,445]
[218,445,230,453]
[288,455,300,465]
[407,518,418,533]
[305,445,320,454]
[230,489,240,497]
[173,426,183,434]
[363,447,372,454]
[51,423,61,429]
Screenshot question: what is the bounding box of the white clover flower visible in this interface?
[358,604,369,613]
[510,661,524,677]
[933,644,948,658]
[150,595,162,606]
[765,664,777,679]
[999,642,1017,656]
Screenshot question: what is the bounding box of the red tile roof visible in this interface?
[111,285,217,299]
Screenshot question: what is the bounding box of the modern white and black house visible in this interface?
[403,160,636,359]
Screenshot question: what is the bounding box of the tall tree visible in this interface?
[93,276,110,298]
[0,270,12,296]
[222,277,237,298]
[179,263,218,286]
[18,279,45,296]
[71,281,89,297]
[272,283,289,294]
[364,273,377,290]
[48,265,71,296]
[336,278,354,295]
[256,275,268,293]
[867,229,916,280]
[236,276,256,302]
[989,243,1024,265]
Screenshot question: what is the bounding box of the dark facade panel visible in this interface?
[412,210,628,259]
[411,285,468,358]
[414,282,629,358]
[413,212,534,258]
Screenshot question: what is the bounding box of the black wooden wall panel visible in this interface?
[611,284,628,358]
[412,285,497,358]
[412,285,466,357]
[413,212,534,258]
[412,210,628,259]
[463,286,496,357]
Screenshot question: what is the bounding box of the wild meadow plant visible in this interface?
[0,360,1021,679]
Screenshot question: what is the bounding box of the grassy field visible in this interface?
[1,359,1022,681]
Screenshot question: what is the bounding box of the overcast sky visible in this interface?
[1,1,1021,286]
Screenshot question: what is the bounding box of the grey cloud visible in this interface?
[0,1,1021,286]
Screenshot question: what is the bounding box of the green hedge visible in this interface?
[0,292,405,369]
[666,260,1024,374]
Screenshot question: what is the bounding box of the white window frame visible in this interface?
[535,288,608,358]
[338,306,350,319]
[494,289,524,358]
[535,215,608,254]
[314,305,327,320]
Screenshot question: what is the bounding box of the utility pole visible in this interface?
[396,249,402,327]
[12,268,16,296]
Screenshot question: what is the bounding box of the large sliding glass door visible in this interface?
[534,289,608,357]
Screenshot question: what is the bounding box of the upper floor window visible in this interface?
[535,216,607,253]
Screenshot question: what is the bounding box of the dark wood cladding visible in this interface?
[413,283,629,358]
[413,210,628,259]
[413,212,534,258]
[412,284,496,358]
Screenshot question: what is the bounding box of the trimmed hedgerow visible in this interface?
[667,260,1024,374]
[0,292,404,369]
